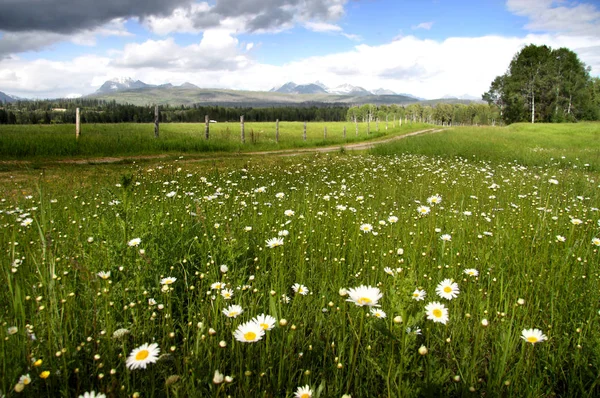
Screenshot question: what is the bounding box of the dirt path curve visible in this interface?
[2,127,445,167]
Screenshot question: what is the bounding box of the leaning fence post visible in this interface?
[323,125,327,140]
[154,105,159,138]
[276,119,279,143]
[75,107,80,140]
[205,115,209,140]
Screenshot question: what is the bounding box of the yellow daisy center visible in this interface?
[301,394,310,398]
[433,309,443,318]
[444,286,452,293]
[260,323,269,330]
[135,349,149,361]
[527,336,538,343]
[244,332,257,341]
[413,293,419,297]
[229,311,239,317]
[358,297,372,305]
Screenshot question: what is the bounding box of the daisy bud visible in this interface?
[279,319,288,326]
[225,376,233,383]
[481,319,489,327]
[393,316,403,324]
[418,346,428,355]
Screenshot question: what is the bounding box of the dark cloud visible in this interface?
[191,0,346,32]
[0,0,193,33]
[0,31,63,59]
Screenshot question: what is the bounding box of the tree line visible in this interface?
[0,99,350,125]
[346,103,501,126]
[483,44,600,124]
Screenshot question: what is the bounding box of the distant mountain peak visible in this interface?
[95,78,152,94]
[0,90,17,103]
[180,82,199,89]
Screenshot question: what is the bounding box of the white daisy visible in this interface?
[412,289,426,301]
[417,205,431,215]
[425,302,449,324]
[294,385,313,398]
[436,278,460,300]
[127,238,141,247]
[266,237,284,248]
[292,283,309,295]
[463,269,479,277]
[370,308,387,319]
[126,343,160,370]
[234,321,265,343]
[222,304,243,318]
[346,285,383,307]
[359,223,373,233]
[252,314,276,331]
[521,328,547,344]
[160,277,177,285]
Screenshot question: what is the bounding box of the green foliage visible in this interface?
[483,44,598,124]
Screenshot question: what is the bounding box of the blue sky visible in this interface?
[0,0,599,99]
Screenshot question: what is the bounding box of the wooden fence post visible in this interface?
[343,125,346,139]
[367,118,370,135]
[154,105,159,138]
[355,117,358,136]
[376,118,379,132]
[240,115,245,144]
[205,115,209,140]
[393,115,396,128]
[303,121,307,141]
[386,115,388,131]
[75,107,80,140]
[276,119,279,143]
[324,125,327,140]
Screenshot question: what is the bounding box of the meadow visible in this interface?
[0,121,427,160]
[1,123,600,397]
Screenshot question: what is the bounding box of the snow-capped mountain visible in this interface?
[95,77,152,94]
[328,83,371,96]
[372,88,397,96]
[271,82,327,94]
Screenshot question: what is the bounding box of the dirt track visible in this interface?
[1,128,445,167]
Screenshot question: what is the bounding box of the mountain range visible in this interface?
[1,77,481,107]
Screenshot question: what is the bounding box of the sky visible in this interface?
[0,0,599,100]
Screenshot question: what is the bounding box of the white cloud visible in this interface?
[144,2,211,35]
[507,0,600,37]
[304,22,343,33]
[412,22,434,30]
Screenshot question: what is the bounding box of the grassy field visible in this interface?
[0,121,428,160]
[372,122,600,170]
[1,123,599,397]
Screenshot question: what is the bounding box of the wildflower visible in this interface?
[244,226,252,231]
[265,237,284,248]
[97,271,111,280]
[521,328,547,344]
[463,269,479,277]
[234,321,265,343]
[40,371,50,379]
[7,326,18,335]
[222,304,243,318]
[275,192,285,199]
[160,277,177,285]
[388,216,398,223]
[126,343,160,370]
[481,319,489,327]
[292,283,309,295]
[425,301,449,324]
[213,370,224,384]
[592,237,600,247]
[255,186,266,193]
[79,392,107,398]
[252,314,276,331]
[20,218,33,227]
[427,194,442,205]
[412,289,426,301]
[284,210,295,217]
[278,230,289,236]
[220,265,229,273]
[127,238,141,247]
[294,385,313,398]
[221,289,234,300]
[370,308,387,319]
[440,234,452,242]
[393,316,402,324]
[571,218,583,225]
[436,279,459,300]
[166,191,176,198]
[112,328,130,339]
[339,288,348,296]
[417,205,430,215]
[359,223,373,233]
[548,179,559,185]
[346,285,383,307]
[384,267,395,276]
[517,298,525,305]
[556,235,566,242]
[211,282,225,290]
[418,346,428,355]
[18,374,31,386]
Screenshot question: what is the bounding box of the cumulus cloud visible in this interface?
[507,0,600,37]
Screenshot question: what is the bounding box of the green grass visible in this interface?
[1,124,600,397]
[371,122,600,170]
[0,121,428,160]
